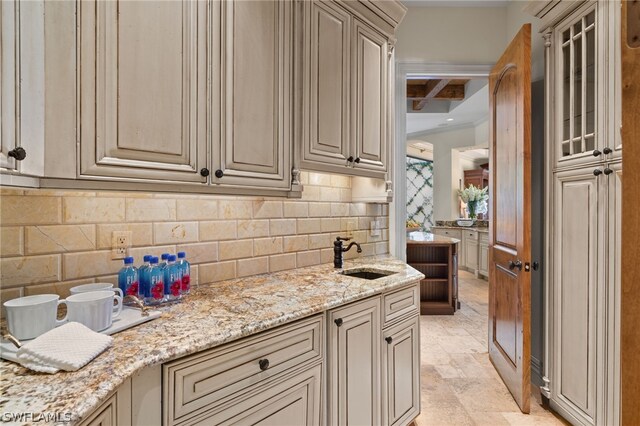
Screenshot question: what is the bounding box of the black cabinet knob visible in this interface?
[7,147,26,161]
[593,169,603,176]
[385,336,393,344]
[200,168,210,177]
[334,318,343,327]
[603,147,613,155]
[214,169,224,178]
[604,168,613,175]
[346,156,354,163]
[259,359,270,371]
[592,149,601,157]
[354,157,361,164]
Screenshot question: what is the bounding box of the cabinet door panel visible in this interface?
[79,0,207,183]
[217,0,292,189]
[328,297,381,426]
[302,1,351,167]
[353,20,387,173]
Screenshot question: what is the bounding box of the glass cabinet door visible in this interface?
[557,6,597,162]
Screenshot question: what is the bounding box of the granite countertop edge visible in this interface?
[0,255,423,425]
[431,225,489,233]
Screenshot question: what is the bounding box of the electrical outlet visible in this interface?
[111,231,132,260]
[370,219,381,237]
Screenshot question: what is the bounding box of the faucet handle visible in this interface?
[336,236,351,242]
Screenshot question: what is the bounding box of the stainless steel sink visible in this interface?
[341,269,396,280]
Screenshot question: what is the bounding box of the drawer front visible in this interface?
[383,284,419,326]
[464,230,478,241]
[79,395,116,426]
[432,228,462,240]
[164,315,323,425]
[479,232,489,244]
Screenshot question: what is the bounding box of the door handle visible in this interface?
[508,260,523,271]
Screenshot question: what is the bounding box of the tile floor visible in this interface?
[414,270,569,426]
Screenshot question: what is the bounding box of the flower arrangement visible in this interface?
[458,184,488,220]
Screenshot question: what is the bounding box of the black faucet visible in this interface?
[334,237,362,268]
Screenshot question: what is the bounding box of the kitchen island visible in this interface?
[0,255,423,426]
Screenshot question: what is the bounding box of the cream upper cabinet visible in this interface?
[0,0,44,180]
[213,0,293,190]
[78,0,208,184]
[352,19,388,174]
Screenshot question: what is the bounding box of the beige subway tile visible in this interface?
[30,189,96,197]
[129,245,176,262]
[366,204,382,216]
[253,200,283,219]
[341,218,358,233]
[96,223,153,249]
[154,222,199,245]
[301,185,320,201]
[175,241,218,264]
[319,187,341,202]
[237,219,269,239]
[367,231,383,243]
[307,172,332,186]
[219,200,252,219]
[375,241,389,254]
[95,275,118,287]
[340,188,352,202]
[300,171,310,185]
[0,188,23,196]
[126,198,176,222]
[189,264,199,287]
[308,202,331,217]
[97,191,150,198]
[349,203,367,216]
[24,278,96,298]
[63,250,121,280]
[1,287,23,319]
[352,230,368,242]
[283,235,308,252]
[200,220,237,241]
[297,218,321,234]
[320,248,333,264]
[330,174,351,188]
[1,196,61,225]
[379,217,389,228]
[254,237,283,256]
[237,256,269,278]
[331,203,350,217]
[25,225,96,255]
[219,239,253,260]
[358,217,373,230]
[308,233,332,250]
[283,202,308,218]
[321,218,341,233]
[269,253,296,272]
[382,229,389,240]
[382,204,389,215]
[270,219,296,236]
[297,250,321,268]
[177,199,218,221]
[360,243,376,256]
[0,227,23,257]
[1,255,61,287]
[64,197,125,223]
[199,261,236,284]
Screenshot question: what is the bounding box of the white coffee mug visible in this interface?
[70,282,123,298]
[3,294,68,340]
[66,290,123,332]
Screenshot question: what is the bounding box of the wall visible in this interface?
[506,1,545,82]
[0,172,389,316]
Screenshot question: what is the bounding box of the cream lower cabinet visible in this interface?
[461,230,478,273]
[79,379,132,426]
[478,233,489,277]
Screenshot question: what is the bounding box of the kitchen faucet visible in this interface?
[334,236,362,268]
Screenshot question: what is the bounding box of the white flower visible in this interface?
[458,184,488,204]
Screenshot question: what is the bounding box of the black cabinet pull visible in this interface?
[346,156,354,163]
[259,359,269,371]
[592,149,601,157]
[604,168,613,175]
[334,318,343,327]
[593,169,603,176]
[7,147,26,161]
[385,336,393,344]
[354,157,361,164]
[603,147,613,155]
[200,168,210,177]
[214,169,224,178]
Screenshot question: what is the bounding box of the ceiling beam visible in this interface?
[407,82,466,100]
[412,79,450,110]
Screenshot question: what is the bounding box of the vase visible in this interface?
[467,201,478,220]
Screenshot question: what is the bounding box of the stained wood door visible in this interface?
[215,0,292,190]
[488,24,532,413]
[79,0,207,183]
[328,297,381,426]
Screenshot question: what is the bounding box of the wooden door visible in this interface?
[382,316,420,426]
[215,0,292,190]
[352,19,388,174]
[488,24,532,413]
[302,1,351,170]
[328,297,381,426]
[79,0,207,183]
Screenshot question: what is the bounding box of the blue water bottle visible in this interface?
[118,257,139,298]
[160,253,170,268]
[146,257,165,305]
[164,254,182,302]
[177,252,191,295]
[138,255,152,301]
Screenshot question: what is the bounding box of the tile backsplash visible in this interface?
[0,172,389,314]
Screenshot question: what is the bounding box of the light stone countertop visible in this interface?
[0,255,423,425]
[431,225,489,233]
[407,231,460,244]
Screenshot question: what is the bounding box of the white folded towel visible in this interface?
[16,322,113,374]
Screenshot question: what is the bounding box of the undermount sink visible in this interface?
[341,269,397,280]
